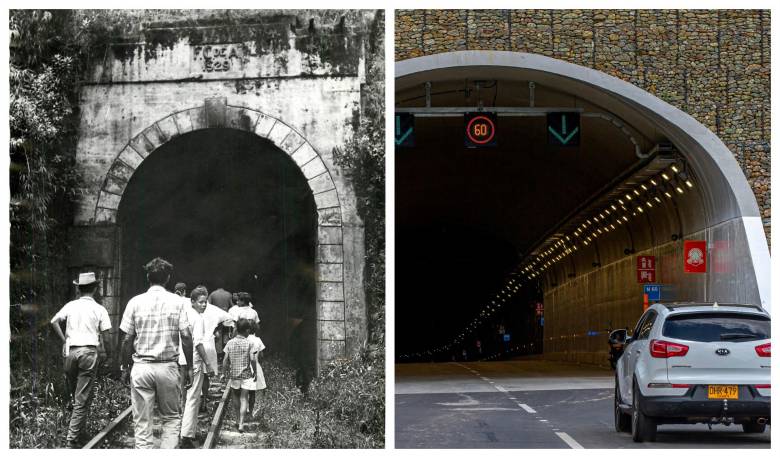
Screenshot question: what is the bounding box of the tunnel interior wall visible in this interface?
[543,217,759,367]
[67,26,368,371]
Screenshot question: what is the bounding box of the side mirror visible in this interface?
[608,329,627,345]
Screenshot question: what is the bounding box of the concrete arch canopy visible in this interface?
[396,51,768,318]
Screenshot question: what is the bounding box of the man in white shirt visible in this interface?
[50,272,112,448]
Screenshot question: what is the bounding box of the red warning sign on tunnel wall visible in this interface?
[684,240,707,273]
[636,255,656,283]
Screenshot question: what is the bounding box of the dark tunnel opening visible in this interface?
[118,128,317,374]
[395,106,640,362]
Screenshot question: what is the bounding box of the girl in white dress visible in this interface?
[246,320,266,417]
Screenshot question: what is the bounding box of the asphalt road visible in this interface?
[395,360,771,449]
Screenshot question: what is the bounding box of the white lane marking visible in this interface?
[518,403,536,413]
[450,407,523,411]
[495,385,508,393]
[539,419,548,422]
[555,432,584,449]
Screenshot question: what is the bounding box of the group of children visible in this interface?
[183,285,267,434]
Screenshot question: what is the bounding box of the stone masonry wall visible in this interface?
[396,10,770,244]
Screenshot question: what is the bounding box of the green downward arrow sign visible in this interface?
[395,114,413,146]
[548,114,579,145]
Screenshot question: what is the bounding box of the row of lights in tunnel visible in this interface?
[520,160,694,281]
[398,159,694,361]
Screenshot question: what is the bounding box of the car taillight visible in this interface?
[755,342,770,357]
[650,339,689,358]
[755,384,771,389]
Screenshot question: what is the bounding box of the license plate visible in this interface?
[708,385,738,399]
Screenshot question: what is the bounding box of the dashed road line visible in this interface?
[454,362,586,449]
[555,432,584,449]
[518,403,536,413]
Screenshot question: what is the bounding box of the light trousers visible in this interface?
[130,361,181,448]
[180,365,205,439]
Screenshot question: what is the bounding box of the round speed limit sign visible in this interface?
[465,114,496,146]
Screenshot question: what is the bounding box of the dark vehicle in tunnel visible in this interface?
[613,303,770,442]
[608,329,627,369]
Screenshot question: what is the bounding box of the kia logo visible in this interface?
[715,348,730,356]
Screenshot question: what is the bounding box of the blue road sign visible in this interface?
[503,334,511,342]
[643,284,661,302]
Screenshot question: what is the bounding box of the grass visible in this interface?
[254,349,385,448]
[9,367,130,448]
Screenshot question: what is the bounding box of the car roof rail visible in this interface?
[661,302,766,312]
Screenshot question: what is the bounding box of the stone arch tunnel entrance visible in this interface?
[395,51,770,365]
[117,128,317,373]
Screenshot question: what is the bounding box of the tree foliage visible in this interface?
[333,10,385,349]
[8,10,133,427]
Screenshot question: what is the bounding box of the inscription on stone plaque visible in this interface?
[192,44,246,73]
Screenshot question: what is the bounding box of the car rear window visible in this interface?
[662,312,771,342]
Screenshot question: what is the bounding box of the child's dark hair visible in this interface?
[190,286,208,301]
[236,318,252,335]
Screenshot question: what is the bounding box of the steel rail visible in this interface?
[82,405,133,449]
[202,386,233,449]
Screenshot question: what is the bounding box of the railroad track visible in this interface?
[83,379,232,449]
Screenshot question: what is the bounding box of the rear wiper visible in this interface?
[720,333,760,341]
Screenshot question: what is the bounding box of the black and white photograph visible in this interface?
[7,8,385,448]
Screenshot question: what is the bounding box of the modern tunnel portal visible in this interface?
[395,52,770,367]
[118,128,317,374]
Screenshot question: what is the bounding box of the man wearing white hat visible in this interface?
[50,271,113,448]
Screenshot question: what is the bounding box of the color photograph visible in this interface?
[394,9,770,449]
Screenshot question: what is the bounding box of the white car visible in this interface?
[612,302,770,442]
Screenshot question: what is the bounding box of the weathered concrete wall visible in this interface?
[396,9,771,243]
[70,11,371,369]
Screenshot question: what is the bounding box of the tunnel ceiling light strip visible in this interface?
[405,154,694,359]
[514,152,689,279]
